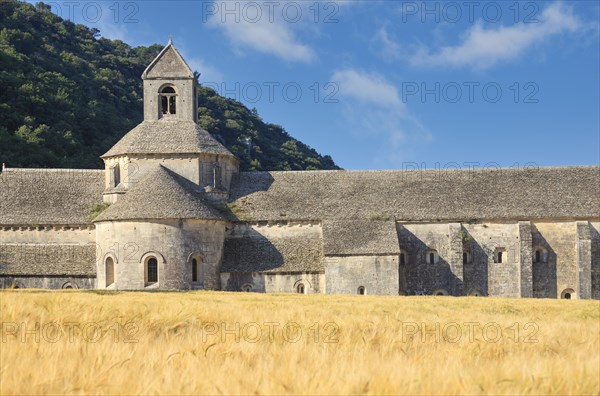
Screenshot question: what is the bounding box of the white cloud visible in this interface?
[164,39,224,84]
[207,4,315,63]
[374,26,402,61]
[331,69,405,112]
[409,2,583,69]
[330,68,430,167]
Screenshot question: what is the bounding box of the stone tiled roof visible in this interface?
[94,165,227,222]
[0,168,104,226]
[229,166,600,222]
[222,236,324,273]
[0,244,96,276]
[323,220,400,255]
[102,119,233,158]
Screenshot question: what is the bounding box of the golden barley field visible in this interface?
[0,291,598,395]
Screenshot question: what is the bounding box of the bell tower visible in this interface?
[101,39,239,205]
[141,40,198,123]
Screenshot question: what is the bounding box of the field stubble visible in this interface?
[0,291,598,395]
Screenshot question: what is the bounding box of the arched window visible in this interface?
[463,251,471,265]
[241,284,252,292]
[427,250,438,264]
[146,257,158,285]
[110,164,120,188]
[192,258,198,283]
[297,283,305,294]
[212,162,222,189]
[200,161,224,189]
[561,288,575,300]
[357,286,366,295]
[533,248,547,263]
[159,86,177,116]
[434,289,448,296]
[494,248,506,264]
[105,257,115,287]
[190,255,203,286]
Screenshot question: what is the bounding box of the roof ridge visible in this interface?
[2,168,104,173]
[238,165,600,175]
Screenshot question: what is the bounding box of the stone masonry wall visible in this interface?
[143,78,197,122]
[221,272,325,294]
[519,221,533,298]
[462,223,520,297]
[576,221,592,299]
[532,221,578,298]
[397,223,462,296]
[0,276,95,289]
[324,255,398,295]
[0,226,96,289]
[104,154,238,202]
[95,219,225,290]
[0,227,95,245]
[590,222,600,300]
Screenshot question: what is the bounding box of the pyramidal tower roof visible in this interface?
[94,165,227,222]
[101,119,234,157]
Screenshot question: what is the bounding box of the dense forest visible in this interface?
[0,0,339,170]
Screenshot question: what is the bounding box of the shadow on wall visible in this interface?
[224,273,261,292]
[0,277,85,289]
[0,278,23,289]
[463,231,489,297]
[531,225,558,298]
[222,228,284,291]
[397,225,464,296]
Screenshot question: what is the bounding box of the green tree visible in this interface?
[0,0,340,172]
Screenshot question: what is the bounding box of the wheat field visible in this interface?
[0,290,598,395]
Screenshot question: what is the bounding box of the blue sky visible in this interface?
[36,1,599,170]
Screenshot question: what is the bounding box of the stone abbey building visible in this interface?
[1,43,599,299]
